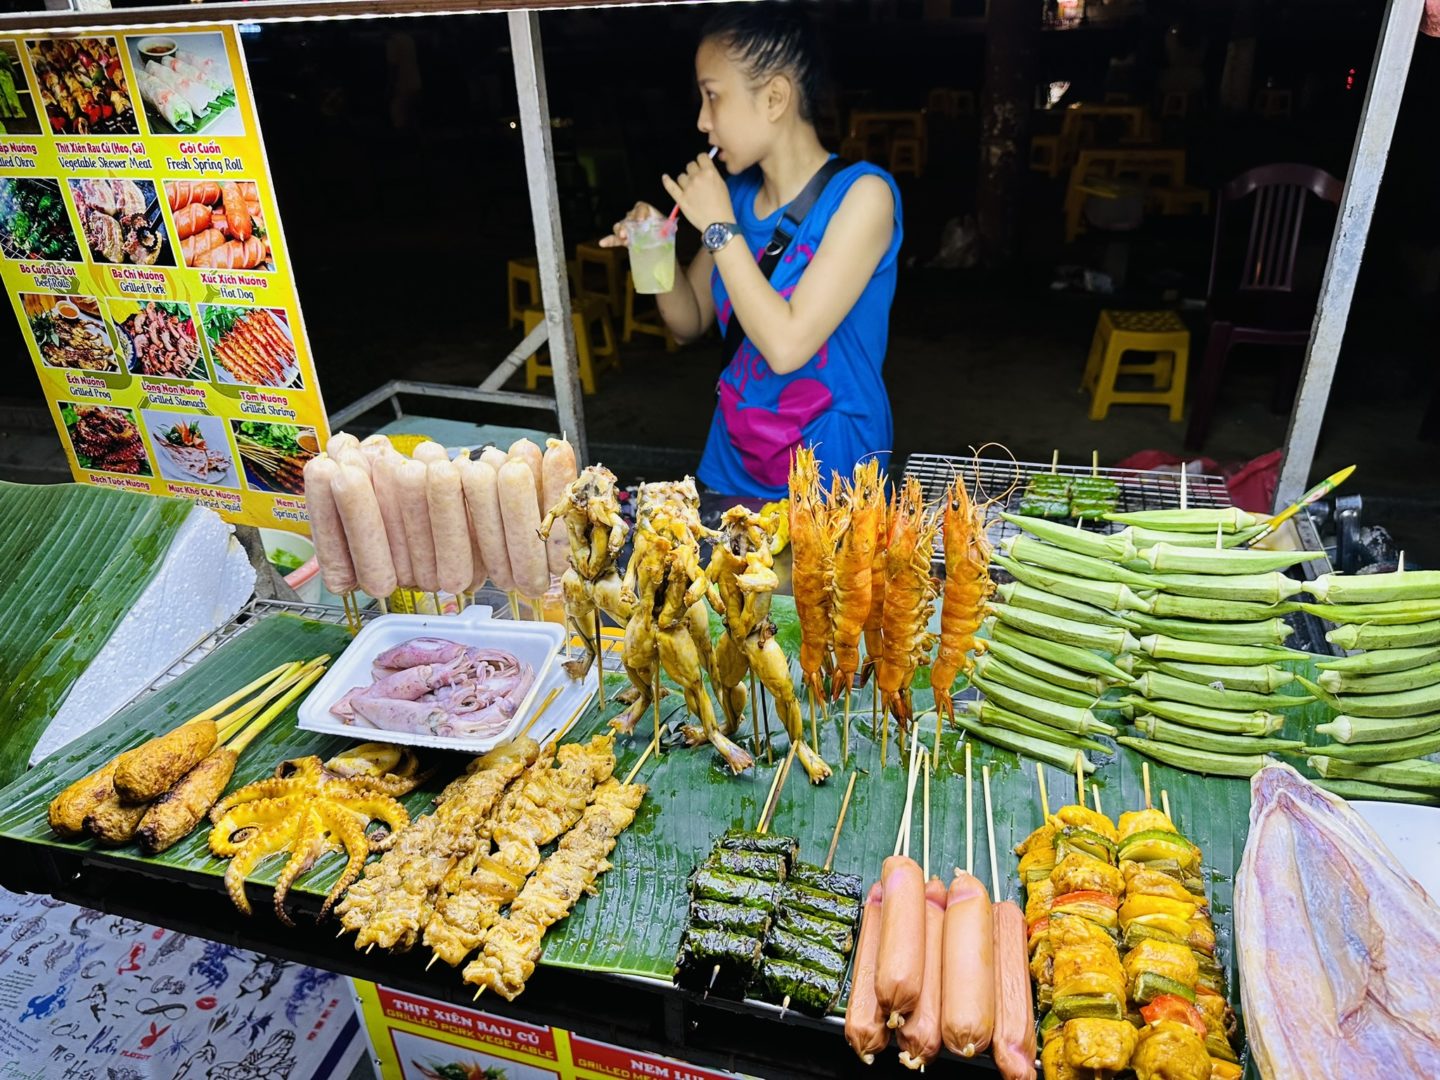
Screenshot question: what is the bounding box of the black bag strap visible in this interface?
[721,157,849,365]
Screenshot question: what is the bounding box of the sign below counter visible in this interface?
[0,25,327,534]
[351,982,751,1080]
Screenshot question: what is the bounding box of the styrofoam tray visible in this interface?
[297,605,565,753]
[1352,801,1440,902]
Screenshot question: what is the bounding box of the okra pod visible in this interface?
[1150,660,1296,694]
[1001,535,1156,587]
[1307,729,1440,764]
[1000,512,1138,562]
[1147,571,1305,604]
[1307,754,1440,789]
[1121,524,1269,549]
[983,640,1120,695]
[972,675,1117,735]
[1147,592,1296,623]
[1327,619,1440,651]
[1120,696,1285,736]
[992,554,1153,613]
[1138,635,1312,669]
[959,699,1111,754]
[972,653,1105,710]
[1317,660,1440,696]
[1306,569,1440,605]
[1102,507,1266,533]
[1136,715,1305,755]
[989,603,1141,654]
[1297,600,1440,626]
[1117,735,1271,777]
[1297,675,1440,719]
[987,621,1135,682]
[950,711,1096,774]
[996,582,1139,629]
[1314,712,1440,744]
[1128,614,1293,647]
[1131,670,1312,712]
[1315,644,1440,675]
[1141,543,1324,576]
[1312,778,1440,806]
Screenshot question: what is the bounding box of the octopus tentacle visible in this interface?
[311,801,373,918]
[224,817,301,916]
[210,774,307,823]
[209,795,303,856]
[273,808,328,927]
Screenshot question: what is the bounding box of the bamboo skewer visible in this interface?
[759,677,773,765]
[1091,783,1102,817]
[843,687,852,766]
[965,741,974,876]
[760,748,796,835]
[1162,789,1172,823]
[1036,761,1049,820]
[877,689,886,769]
[982,763,999,896]
[750,671,762,757]
[922,749,931,879]
[895,731,923,859]
[1142,761,1152,810]
[758,755,787,831]
[517,686,562,741]
[595,624,607,711]
[652,666,662,760]
[622,737,656,786]
[823,771,858,871]
[1075,753,1085,808]
[1179,461,1189,511]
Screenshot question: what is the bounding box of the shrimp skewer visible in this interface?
[788,447,836,705]
[830,459,884,700]
[877,478,940,730]
[931,475,995,721]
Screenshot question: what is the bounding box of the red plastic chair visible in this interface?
[1184,163,1343,451]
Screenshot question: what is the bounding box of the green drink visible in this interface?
[628,216,677,294]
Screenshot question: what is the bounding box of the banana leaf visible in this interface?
[0,481,193,785]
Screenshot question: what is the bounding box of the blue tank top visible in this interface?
[697,158,903,499]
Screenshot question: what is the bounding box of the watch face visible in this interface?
[705,223,732,250]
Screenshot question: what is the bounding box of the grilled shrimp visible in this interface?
[877,478,939,728]
[931,476,995,720]
[831,459,883,699]
[788,447,836,703]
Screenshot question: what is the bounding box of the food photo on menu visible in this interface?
[109,298,207,380]
[230,418,316,495]
[0,41,43,135]
[141,410,239,489]
[0,177,82,261]
[25,36,138,136]
[200,303,301,389]
[125,31,241,137]
[22,293,118,373]
[167,179,274,270]
[68,178,173,266]
[60,401,152,476]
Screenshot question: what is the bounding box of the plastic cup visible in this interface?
[627,216,677,294]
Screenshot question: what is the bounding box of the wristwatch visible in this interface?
[703,222,737,253]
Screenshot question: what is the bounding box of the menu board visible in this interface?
[0,25,328,533]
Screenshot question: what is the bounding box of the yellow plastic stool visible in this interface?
[523,296,619,395]
[574,241,625,316]
[623,277,678,352]
[1082,309,1190,421]
[507,257,540,329]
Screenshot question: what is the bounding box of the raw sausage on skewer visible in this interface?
[940,871,994,1057]
[990,900,1037,1080]
[426,458,474,597]
[302,455,356,595]
[540,436,577,577]
[507,438,545,517]
[370,451,414,589]
[875,853,926,1029]
[897,875,946,1069]
[461,457,515,594]
[844,882,890,1064]
[498,459,550,597]
[479,447,509,473]
[396,459,440,593]
[451,456,488,593]
[326,432,359,457]
[332,462,397,599]
[412,440,448,464]
[335,446,372,477]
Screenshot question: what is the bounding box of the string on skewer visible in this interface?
[982,763,999,897]
[965,741,974,877]
[1036,761,1050,820]
[824,771,858,871]
[1142,761,1152,810]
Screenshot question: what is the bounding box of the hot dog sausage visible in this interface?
[395,459,440,593]
[426,458,474,597]
[876,854,927,1029]
[331,462,397,599]
[370,451,414,589]
[326,432,359,457]
[941,871,995,1057]
[412,440,449,465]
[541,437,577,577]
[302,455,356,595]
[897,876,947,1069]
[220,181,251,242]
[845,882,890,1064]
[991,900,1037,1080]
[507,438,545,516]
[460,457,515,593]
[497,459,550,597]
[451,456,488,592]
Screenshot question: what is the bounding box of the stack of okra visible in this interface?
[1297,569,1440,804]
[675,829,863,1015]
[957,507,1325,778]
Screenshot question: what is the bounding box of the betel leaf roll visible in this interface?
[775,907,855,955]
[779,881,862,924]
[674,928,761,999]
[690,868,781,910]
[687,899,772,938]
[717,829,799,867]
[789,861,862,900]
[756,957,842,1016]
[763,928,846,977]
[704,849,788,881]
